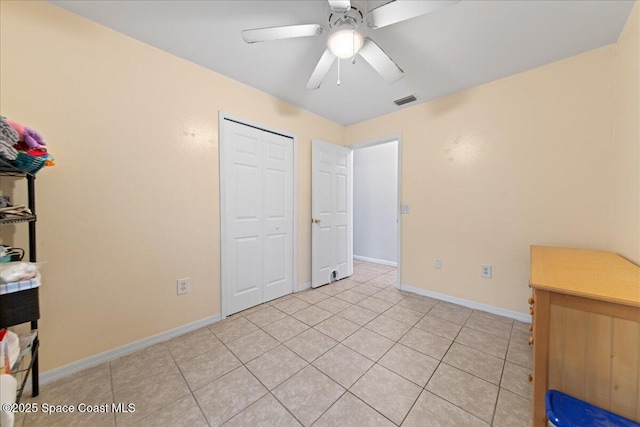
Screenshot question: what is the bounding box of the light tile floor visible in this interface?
[17,261,532,426]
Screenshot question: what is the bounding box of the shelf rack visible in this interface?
[0,215,37,225]
[0,156,40,399]
[10,335,39,401]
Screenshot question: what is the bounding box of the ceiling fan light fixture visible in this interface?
[327,28,363,58]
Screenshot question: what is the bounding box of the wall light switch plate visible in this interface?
[481,265,492,278]
[435,259,442,270]
[401,204,410,214]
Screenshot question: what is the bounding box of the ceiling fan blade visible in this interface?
[306,48,336,90]
[358,38,404,84]
[328,0,351,13]
[366,0,460,29]
[242,24,324,44]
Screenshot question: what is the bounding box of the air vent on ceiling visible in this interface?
[394,95,417,106]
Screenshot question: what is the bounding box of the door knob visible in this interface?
[313,218,321,224]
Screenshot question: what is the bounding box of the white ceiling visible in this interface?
[51,0,635,126]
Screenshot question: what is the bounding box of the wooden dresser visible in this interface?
[529,246,640,426]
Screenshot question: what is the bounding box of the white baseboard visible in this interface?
[33,314,221,388]
[400,284,531,324]
[295,282,311,292]
[354,255,397,267]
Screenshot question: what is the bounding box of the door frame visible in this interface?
[218,112,298,319]
[349,133,402,289]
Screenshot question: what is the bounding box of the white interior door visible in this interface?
[311,140,353,288]
[222,119,293,315]
[262,131,294,302]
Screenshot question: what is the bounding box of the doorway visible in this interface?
[351,135,401,286]
[219,113,297,317]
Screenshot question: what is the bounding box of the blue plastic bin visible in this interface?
[546,390,640,427]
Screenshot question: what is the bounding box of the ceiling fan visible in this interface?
[242,0,459,89]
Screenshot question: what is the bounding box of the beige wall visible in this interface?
[0,1,343,371]
[612,2,640,264]
[345,46,619,313]
[1,0,637,372]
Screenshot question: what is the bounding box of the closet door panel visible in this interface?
[223,121,264,315]
[262,131,293,302]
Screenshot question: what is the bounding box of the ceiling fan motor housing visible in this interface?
[328,6,363,29]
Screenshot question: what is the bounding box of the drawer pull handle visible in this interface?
[529,307,534,315]
[528,374,533,382]
[528,297,534,305]
[528,336,534,345]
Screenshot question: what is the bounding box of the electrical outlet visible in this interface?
[435,259,442,270]
[401,204,410,214]
[481,265,492,278]
[177,278,190,295]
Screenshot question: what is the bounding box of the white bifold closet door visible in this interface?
[222,119,293,316]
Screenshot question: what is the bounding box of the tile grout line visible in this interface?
[243,266,404,426]
[29,262,532,427]
[396,302,448,426]
[489,322,514,427]
[318,284,428,426]
[107,362,117,427]
[248,300,352,426]
[221,297,360,426]
[220,265,524,426]
[225,340,308,427]
[117,343,196,427]
[420,307,531,425]
[175,324,273,424]
[170,344,213,427]
[147,339,216,426]
[407,307,497,426]
[305,277,415,427]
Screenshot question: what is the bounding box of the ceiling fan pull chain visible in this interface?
[351,30,356,64]
[337,58,341,86]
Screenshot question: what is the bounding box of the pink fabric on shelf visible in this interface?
[6,119,46,149]
[6,119,24,135]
